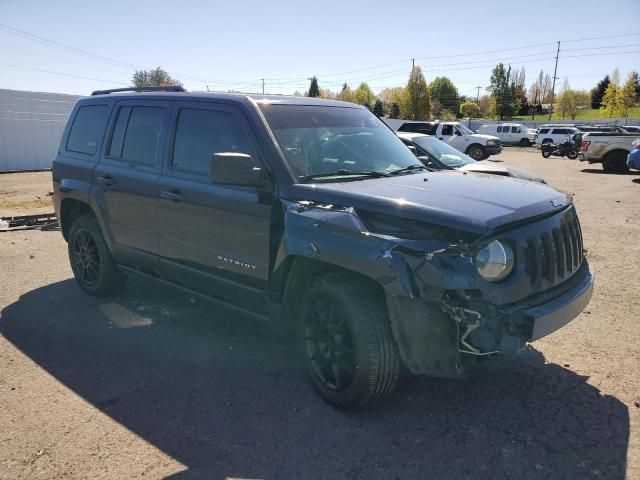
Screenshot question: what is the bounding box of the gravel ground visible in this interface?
[0,150,638,480]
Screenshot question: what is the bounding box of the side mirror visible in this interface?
[418,155,437,169]
[211,152,270,190]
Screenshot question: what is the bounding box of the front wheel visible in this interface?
[68,214,125,295]
[541,148,552,158]
[297,273,400,410]
[567,149,579,160]
[468,145,485,160]
[519,138,531,147]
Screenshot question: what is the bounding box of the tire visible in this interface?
[519,138,531,147]
[297,273,400,410]
[567,149,579,160]
[602,151,630,173]
[541,148,552,158]
[467,145,485,160]
[542,139,553,145]
[68,214,125,296]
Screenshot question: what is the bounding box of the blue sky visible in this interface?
[1,0,639,97]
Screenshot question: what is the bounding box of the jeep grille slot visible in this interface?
[525,213,584,287]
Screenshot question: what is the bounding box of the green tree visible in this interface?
[621,72,638,118]
[373,99,385,117]
[429,77,460,116]
[404,66,431,120]
[590,75,610,109]
[308,76,320,97]
[132,67,181,87]
[459,101,480,118]
[601,83,621,117]
[354,82,376,106]
[487,63,517,119]
[390,103,400,119]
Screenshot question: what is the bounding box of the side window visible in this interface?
[552,128,566,135]
[511,126,519,133]
[399,123,416,132]
[172,108,256,175]
[108,106,165,165]
[539,128,549,134]
[66,105,109,155]
[441,124,454,136]
[497,126,503,133]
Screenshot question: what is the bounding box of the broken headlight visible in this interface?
[474,240,514,281]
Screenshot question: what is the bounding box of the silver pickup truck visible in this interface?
[578,133,639,173]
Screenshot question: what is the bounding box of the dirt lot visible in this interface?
[0,172,54,217]
[0,151,639,479]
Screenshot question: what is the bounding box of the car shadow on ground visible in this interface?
[581,168,639,176]
[0,277,629,480]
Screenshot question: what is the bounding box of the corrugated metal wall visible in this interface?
[0,89,81,172]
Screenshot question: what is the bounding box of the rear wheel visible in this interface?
[519,138,531,147]
[567,149,579,160]
[68,214,125,295]
[602,151,630,173]
[467,145,485,160]
[297,273,399,410]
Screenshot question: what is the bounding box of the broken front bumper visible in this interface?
[526,265,595,341]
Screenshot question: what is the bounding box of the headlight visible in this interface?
[475,240,514,281]
[486,140,496,146]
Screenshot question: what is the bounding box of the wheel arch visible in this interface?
[60,198,95,241]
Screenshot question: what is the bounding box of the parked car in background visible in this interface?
[576,125,630,134]
[477,123,535,146]
[397,132,545,183]
[534,125,581,145]
[578,131,639,172]
[622,125,640,133]
[384,119,501,160]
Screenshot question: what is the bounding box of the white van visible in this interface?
[478,123,535,146]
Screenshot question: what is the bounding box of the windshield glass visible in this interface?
[259,104,422,181]
[455,123,474,135]
[412,136,475,168]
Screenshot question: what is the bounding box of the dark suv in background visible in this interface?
[53,86,595,410]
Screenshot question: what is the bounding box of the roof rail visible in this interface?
[91,85,188,96]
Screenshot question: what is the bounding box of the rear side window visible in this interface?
[108,106,165,165]
[66,105,109,155]
[172,108,256,175]
[399,123,417,132]
[539,128,549,134]
[497,126,503,133]
[552,128,567,135]
[511,126,519,133]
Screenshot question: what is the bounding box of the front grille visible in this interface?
[524,212,584,287]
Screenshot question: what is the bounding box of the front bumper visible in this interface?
[526,265,595,341]
[486,145,502,155]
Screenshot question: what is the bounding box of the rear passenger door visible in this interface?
[156,102,274,312]
[93,100,171,267]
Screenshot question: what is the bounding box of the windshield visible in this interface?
[455,123,474,135]
[259,104,422,181]
[412,136,475,168]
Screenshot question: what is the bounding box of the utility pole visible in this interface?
[206,85,210,92]
[475,86,482,103]
[261,78,265,94]
[411,58,415,70]
[548,41,560,121]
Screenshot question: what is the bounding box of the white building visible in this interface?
[0,89,81,172]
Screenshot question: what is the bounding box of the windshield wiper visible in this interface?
[298,169,391,182]
[387,164,430,175]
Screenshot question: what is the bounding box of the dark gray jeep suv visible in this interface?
[53,86,595,410]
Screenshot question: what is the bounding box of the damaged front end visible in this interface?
[275,199,594,379]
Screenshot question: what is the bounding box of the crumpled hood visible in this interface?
[459,160,546,183]
[290,170,569,235]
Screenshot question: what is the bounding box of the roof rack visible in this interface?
[91,85,188,96]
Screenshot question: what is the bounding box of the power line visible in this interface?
[0,63,128,85]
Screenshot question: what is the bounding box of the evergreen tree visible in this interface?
[308,76,320,97]
[487,63,517,119]
[404,66,431,120]
[590,75,610,109]
[373,99,384,117]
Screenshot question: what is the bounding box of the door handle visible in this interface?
[161,190,187,202]
[96,175,116,186]
[438,137,444,140]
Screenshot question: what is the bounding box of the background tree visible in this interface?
[132,67,181,87]
[431,99,443,119]
[478,95,492,118]
[378,87,406,113]
[621,72,638,118]
[336,83,354,103]
[390,103,400,119]
[632,71,640,102]
[308,76,320,97]
[373,99,385,117]
[590,75,610,109]
[601,82,621,117]
[459,101,480,118]
[487,63,517,119]
[429,77,460,118]
[557,79,578,119]
[354,82,376,106]
[404,66,431,120]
